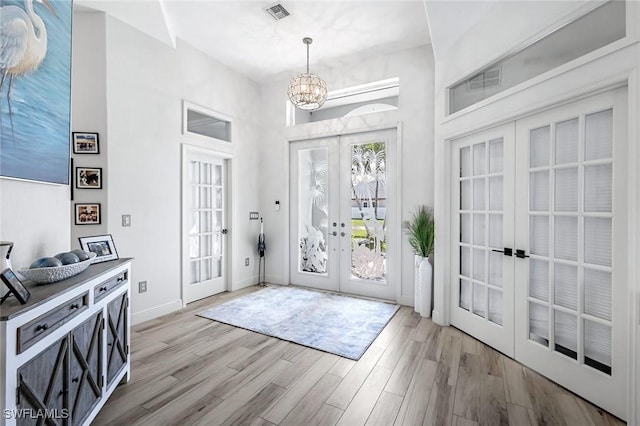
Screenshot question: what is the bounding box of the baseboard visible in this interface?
[431,309,449,326]
[232,276,259,291]
[265,274,285,285]
[396,295,413,307]
[131,299,183,325]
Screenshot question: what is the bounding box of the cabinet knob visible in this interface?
[70,303,79,310]
[36,324,49,332]
[99,286,107,292]
[117,276,125,282]
[72,377,79,383]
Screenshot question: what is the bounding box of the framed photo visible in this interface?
[75,167,102,189]
[72,132,100,154]
[1,268,31,305]
[79,235,119,263]
[75,203,101,225]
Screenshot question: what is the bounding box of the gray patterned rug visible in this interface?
[198,286,399,360]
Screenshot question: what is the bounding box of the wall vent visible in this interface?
[265,3,290,20]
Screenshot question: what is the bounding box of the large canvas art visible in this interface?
[0,0,72,185]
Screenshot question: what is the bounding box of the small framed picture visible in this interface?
[72,132,100,154]
[75,203,101,225]
[79,235,119,263]
[75,167,102,189]
[1,268,31,305]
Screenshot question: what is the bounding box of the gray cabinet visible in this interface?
[106,294,128,387]
[69,312,102,426]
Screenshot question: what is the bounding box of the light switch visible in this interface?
[122,214,131,227]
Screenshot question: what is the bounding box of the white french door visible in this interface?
[451,88,628,419]
[182,147,227,304]
[289,129,398,301]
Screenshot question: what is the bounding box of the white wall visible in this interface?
[102,17,263,323]
[71,12,109,245]
[258,45,435,305]
[428,1,640,422]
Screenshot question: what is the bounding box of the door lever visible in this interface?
[491,247,512,256]
[515,249,530,259]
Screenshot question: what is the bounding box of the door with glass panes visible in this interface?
[289,129,398,301]
[451,88,628,419]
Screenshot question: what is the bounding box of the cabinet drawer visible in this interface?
[94,270,128,302]
[17,292,89,354]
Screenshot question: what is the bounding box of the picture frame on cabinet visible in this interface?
[72,132,100,154]
[75,203,101,225]
[75,167,102,189]
[79,234,119,263]
[0,268,31,305]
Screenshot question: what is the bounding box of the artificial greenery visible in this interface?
[403,205,435,258]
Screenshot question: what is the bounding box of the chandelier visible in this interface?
[287,37,328,111]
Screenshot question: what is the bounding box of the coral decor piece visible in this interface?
[300,225,327,273]
[351,244,385,280]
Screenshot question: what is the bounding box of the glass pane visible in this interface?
[473,282,486,318]
[473,143,486,175]
[190,186,199,209]
[488,214,502,249]
[190,161,199,184]
[200,187,211,209]
[460,146,471,177]
[201,235,212,257]
[489,138,503,173]
[186,109,231,142]
[554,216,577,261]
[460,180,471,210]
[351,143,386,281]
[213,257,222,278]
[213,211,222,232]
[554,311,577,359]
[460,246,471,277]
[201,162,212,185]
[584,217,611,266]
[584,269,612,321]
[473,214,486,246]
[530,216,549,256]
[555,118,579,164]
[585,109,613,161]
[200,211,211,233]
[530,302,549,345]
[460,214,471,244]
[530,171,549,211]
[529,258,549,301]
[530,126,550,167]
[473,249,485,281]
[190,261,200,284]
[201,258,212,281]
[584,164,612,212]
[215,188,223,209]
[488,289,503,325]
[554,263,577,310]
[488,251,503,288]
[473,178,486,210]
[213,234,222,256]
[555,168,578,212]
[460,279,471,311]
[189,236,199,259]
[584,320,611,372]
[489,176,503,211]
[190,212,199,235]
[214,164,222,186]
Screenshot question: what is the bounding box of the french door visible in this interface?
[182,147,227,304]
[451,88,628,419]
[289,129,398,301]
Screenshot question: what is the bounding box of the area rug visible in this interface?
[197,286,400,360]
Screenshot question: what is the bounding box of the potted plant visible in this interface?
[403,206,435,317]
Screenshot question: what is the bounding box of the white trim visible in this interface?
[131,299,182,325]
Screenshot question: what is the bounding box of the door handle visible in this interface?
[221,229,228,235]
[515,249,530,259]
[491,248,513,256]
[331,231,337,236]
[340,232,346,237]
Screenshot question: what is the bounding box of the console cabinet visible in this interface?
[1,259,131,426]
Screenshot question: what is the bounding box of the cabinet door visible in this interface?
[69,312,102,426]
[106,293,128,387]
[17,336,69,426]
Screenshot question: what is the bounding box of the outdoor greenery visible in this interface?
[403,205,435,258]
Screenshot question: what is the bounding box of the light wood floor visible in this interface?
[94,286,624,426]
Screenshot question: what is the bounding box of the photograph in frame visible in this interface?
[75,203,101,225]
[72,132,100,154]
[79,234,119,263]
[1,268,31,305]
[75,167,102,189]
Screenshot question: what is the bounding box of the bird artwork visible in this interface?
[0,0,55,136]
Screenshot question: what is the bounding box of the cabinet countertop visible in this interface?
[1,258,132,321]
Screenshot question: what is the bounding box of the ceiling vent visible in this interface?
[265,3,290,20]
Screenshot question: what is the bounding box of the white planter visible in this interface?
[414,255,432,318]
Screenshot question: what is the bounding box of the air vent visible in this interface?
[265,3,290,20]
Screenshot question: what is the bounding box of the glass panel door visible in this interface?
[451,123,515,357]
[514,88,628,420]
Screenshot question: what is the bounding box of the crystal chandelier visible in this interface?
[287,37,328,111]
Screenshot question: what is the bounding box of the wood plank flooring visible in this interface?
[94,286,624,426]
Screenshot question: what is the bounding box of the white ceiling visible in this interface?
[76,0,432,82]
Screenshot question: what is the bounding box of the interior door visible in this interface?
[514,88,628,419]
[289,129,398,301]
[450,124,516,357]
[182,148,227,304]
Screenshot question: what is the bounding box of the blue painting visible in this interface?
[0,0,72,185]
